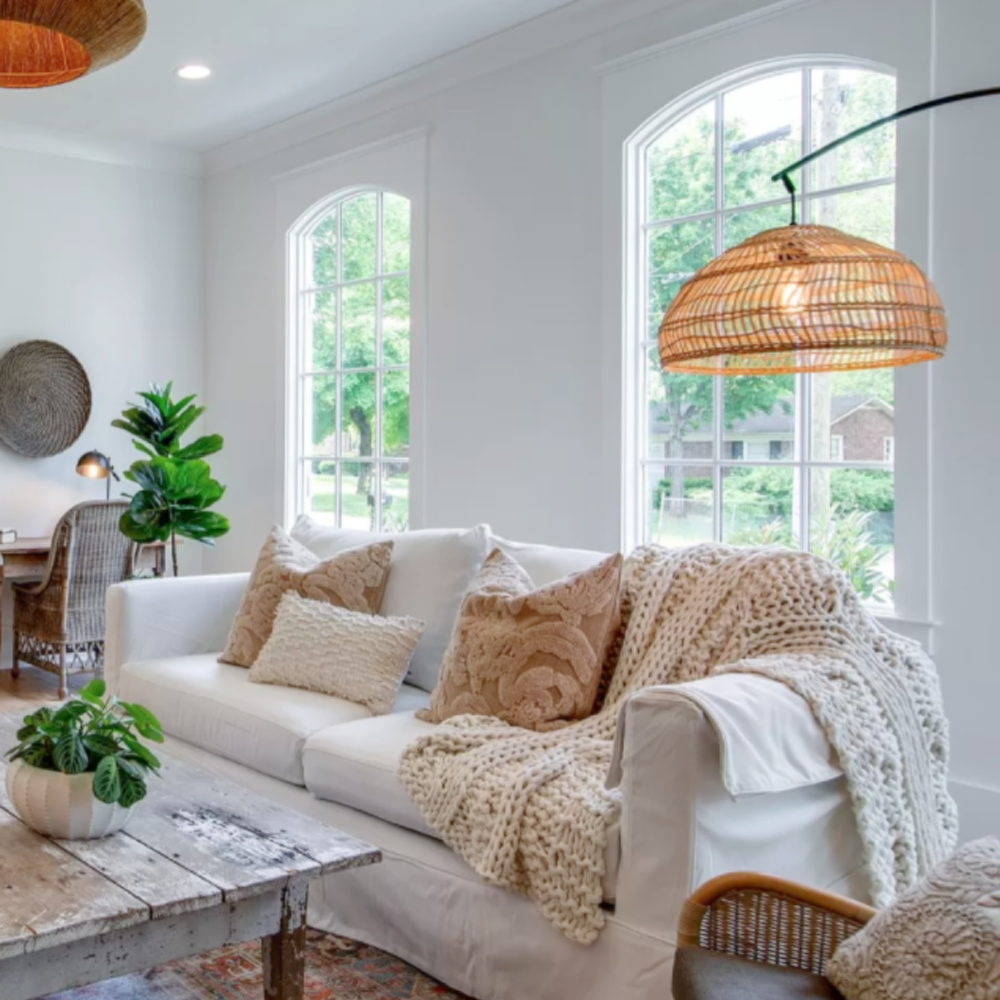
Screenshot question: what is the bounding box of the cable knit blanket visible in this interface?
[398,544,958,943]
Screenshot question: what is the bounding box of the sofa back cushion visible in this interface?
[290,517,490,692]
[487,532,613,586]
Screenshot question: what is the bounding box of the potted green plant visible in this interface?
[113,383,230,576]
[4,680,164,840]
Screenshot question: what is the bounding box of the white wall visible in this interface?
[928,0,1000,840]
[0,147,205,663]
[204,0,1000,838]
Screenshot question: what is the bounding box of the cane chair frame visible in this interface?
[677,872,877,978]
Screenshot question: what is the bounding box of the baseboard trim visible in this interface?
[950,779,1000,840]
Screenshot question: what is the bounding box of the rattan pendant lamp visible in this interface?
[659,87,1000,375]
[0,0,146,88]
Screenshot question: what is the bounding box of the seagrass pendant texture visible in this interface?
[658,224,948,375]
[0,0,145,88]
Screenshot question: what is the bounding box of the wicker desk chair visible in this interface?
[11,501,133,700]
[673,873,877,999]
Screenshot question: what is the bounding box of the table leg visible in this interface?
[262,880,309,1000]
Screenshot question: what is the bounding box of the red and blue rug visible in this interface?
[46,931,469,1000]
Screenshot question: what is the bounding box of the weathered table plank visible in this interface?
[122,755,377,901]
[0,812,148,961]
[55,831,224,919]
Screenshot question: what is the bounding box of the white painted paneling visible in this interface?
[929,0,1000,813]
[204,0,1000,836]
[0,149,205,665]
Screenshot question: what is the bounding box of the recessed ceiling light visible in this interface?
[177,65,211,81]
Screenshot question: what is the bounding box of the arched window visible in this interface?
[626,62,897,604]
[289,189,411,532]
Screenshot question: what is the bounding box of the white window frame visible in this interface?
[884,436,895,463]
[623,58,898,576]
[831,435,845,462]
[286,186,411,531]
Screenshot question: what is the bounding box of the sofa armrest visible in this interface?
[105,573,250,695]
[608,675,867,941]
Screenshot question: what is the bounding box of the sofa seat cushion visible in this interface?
[672,948,844,1000]
[302,712,622,901]
[118,654,429,786]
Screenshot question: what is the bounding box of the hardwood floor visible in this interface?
[0,665,90,714]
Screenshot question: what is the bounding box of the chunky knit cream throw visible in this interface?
[398,544,958,943]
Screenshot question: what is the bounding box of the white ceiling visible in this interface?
[0,0,582,152]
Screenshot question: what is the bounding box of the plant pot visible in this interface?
[4,759,135,840]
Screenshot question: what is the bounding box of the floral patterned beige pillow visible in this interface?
[220,526,393,667]
[419,548,623,731]
[826,838,1000,1000]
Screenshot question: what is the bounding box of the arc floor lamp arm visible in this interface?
[772,85,1000,196]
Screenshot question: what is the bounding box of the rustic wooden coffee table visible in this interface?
[0,715,379,1000]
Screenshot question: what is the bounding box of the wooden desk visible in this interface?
[0,537,169,580]
[0,538,53,584]
[0,537,168,663]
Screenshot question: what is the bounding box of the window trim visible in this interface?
[623,56,900,609]
[286,185,412,531]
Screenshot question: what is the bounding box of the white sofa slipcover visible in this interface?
[105,529,869,1000]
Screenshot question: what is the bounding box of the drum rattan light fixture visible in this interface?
[659,87,1000,375]
[658,225,947,375]
[0,0,146,88]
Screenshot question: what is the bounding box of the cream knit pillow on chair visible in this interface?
[827,838,1000,1000]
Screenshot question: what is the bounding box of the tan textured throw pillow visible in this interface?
[826,838,1000,1000]
[249,592,425,715]
[220,526,393,667]
[419,548,623,731]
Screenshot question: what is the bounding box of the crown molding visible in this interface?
[204,0,674,177]
[271,126,430,183]
[595,0,825,75]
[0,120,204,176]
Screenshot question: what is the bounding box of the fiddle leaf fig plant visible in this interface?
[114,383,230,576]
[112,382,223,462]
[5,680,164,809]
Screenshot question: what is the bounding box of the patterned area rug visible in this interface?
[46,930,470,1000]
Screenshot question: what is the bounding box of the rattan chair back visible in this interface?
[13,501,133,698]
[58,501,133,639]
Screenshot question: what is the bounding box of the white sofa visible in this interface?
[105,523,870,1000]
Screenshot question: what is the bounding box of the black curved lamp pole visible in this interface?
[772,86,1000,224]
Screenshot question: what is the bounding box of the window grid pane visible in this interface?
[637,65,896,606]
[292,190,411,532]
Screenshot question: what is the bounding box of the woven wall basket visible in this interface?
[0,340,92,457]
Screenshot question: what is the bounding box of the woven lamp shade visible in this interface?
[0,0,145,88]
[659,224,948,375]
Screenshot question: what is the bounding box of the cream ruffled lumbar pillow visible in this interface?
[248,592,425,715]
[419,548,623,731]
[220,526,393,668]
[826,837,1000,1000]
